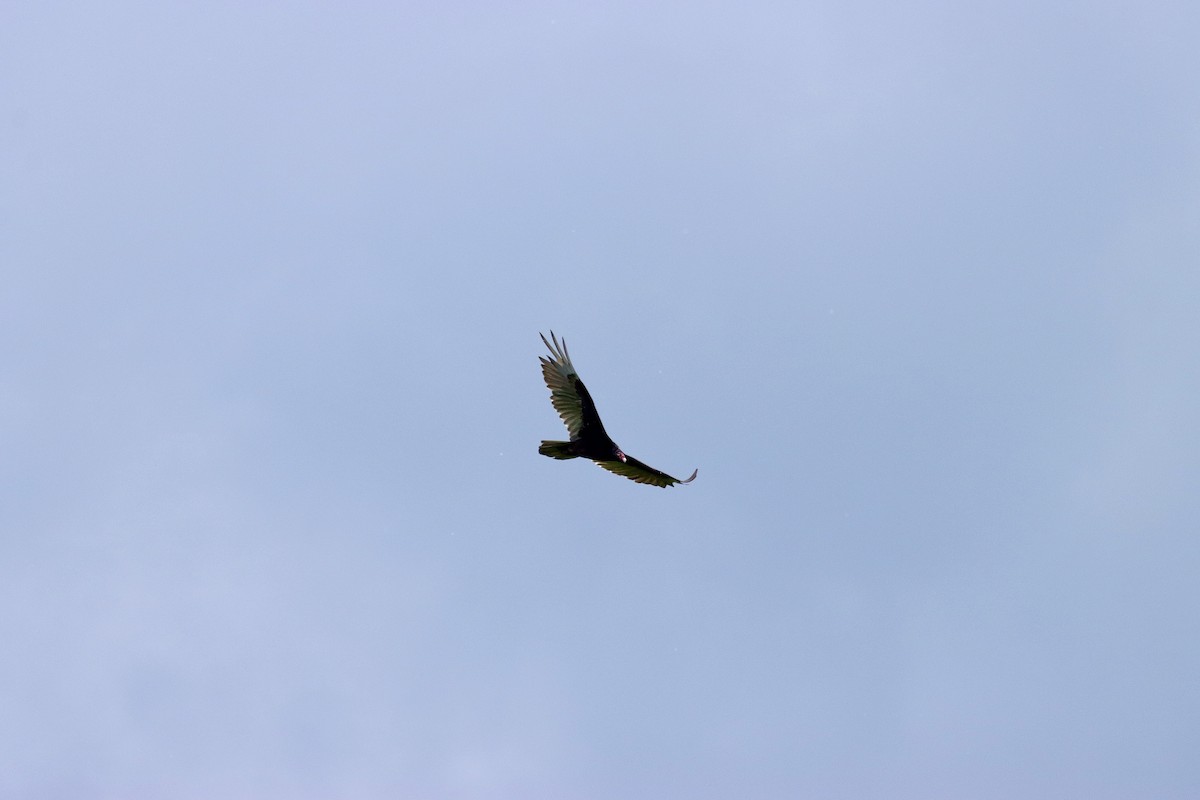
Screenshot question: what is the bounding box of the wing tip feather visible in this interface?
[540,330,571,369]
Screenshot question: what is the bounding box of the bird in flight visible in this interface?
[538,331,698,488]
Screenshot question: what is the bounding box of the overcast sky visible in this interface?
[3,2,1198,798]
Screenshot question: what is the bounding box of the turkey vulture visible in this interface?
[538,331,698,488]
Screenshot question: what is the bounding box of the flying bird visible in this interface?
[538,331,698,488]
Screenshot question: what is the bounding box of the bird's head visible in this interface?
[615,448,627,463]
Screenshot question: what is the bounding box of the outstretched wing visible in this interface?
[540,331,607,441]
[596,456,698,488]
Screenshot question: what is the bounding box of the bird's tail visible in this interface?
[538,440,576,460]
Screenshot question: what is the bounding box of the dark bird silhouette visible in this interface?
[538,331,697,488]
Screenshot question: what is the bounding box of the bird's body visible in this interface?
[538,331,697,488]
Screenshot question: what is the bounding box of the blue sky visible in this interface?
[3,2,1198,797]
